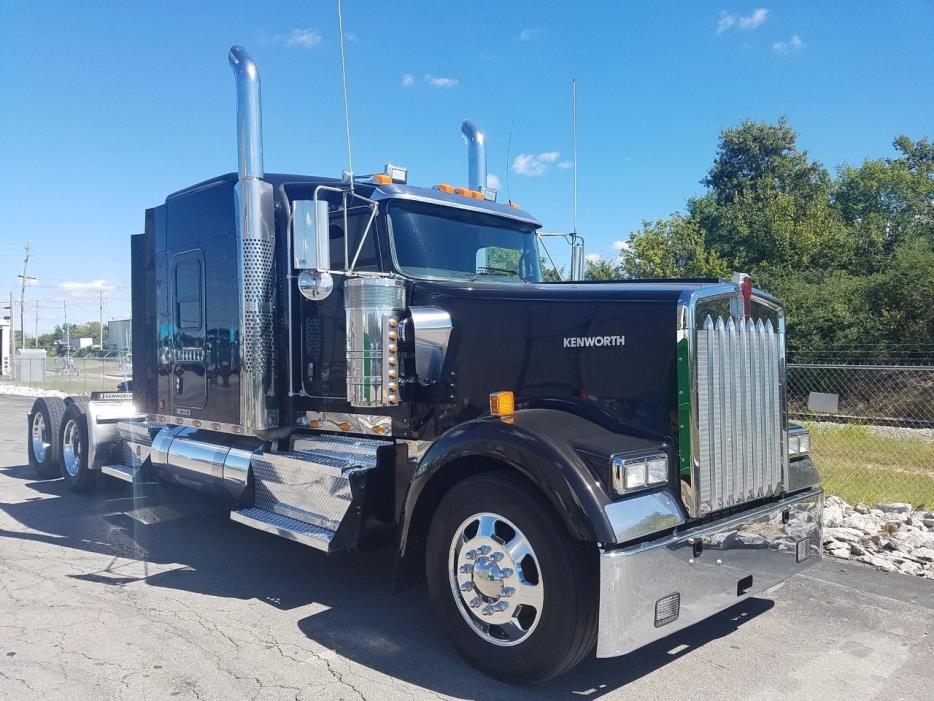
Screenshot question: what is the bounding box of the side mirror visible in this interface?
[293,199,334,300]
[293,199,331,270]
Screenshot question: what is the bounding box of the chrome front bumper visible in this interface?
[596,489,822,658]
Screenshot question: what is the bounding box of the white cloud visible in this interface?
[486,174,502,190]
[585,253,602,263]
[716,11,736,34]
[344,32,357,43]
[518,28,542,41]
[282,28,322,48]
[424,74,458,88]
[557,160,572,169]
[612,239,631,253]
[717,8,768,34]
[58,280,115,299]
[773,34,805,53]
[511,151,560,176]
[401,73,415,87]
[737,8,768,30]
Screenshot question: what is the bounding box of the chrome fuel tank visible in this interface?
[151,426,253,499]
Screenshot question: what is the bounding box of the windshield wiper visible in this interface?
[473,266,520,278]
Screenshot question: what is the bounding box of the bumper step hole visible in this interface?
[737,575,753,596]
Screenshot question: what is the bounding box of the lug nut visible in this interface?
[460,582,474,592]
[481,605,494,616]
[459,564,472,574]
[478,545,491,555]
[464,550,477,560]
[468,597,481,608]
[501,587,515,598]
[490,552,504,562]
[494,601,509,612]
[500,568,514,578]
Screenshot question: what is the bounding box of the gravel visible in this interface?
[0,382,66,399]
[822,494,934,578]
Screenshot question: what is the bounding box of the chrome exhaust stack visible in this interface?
[228,46,277,435]
[461,120,487,192]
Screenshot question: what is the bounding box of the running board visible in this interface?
[101,464,138,483]
[230,507,335,551]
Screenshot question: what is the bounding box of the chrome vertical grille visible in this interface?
[695,314,784,514]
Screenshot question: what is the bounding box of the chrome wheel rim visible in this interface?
[62,419,82,477]
[448,512,544,646]
[31,413,48,463]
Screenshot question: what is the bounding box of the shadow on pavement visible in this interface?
[0,463,772,698]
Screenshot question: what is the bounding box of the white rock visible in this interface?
[923,518,934,529]
[911,548,934,563]
[857,553,897,573]
[878,503,913,514]
[892,531,934,552]
[824,527,866,544]
[842,513,881,535]
[849,543,866,556]
[822,504,845,528]
[870,509,885,520]
[897,560,924,576]
[829,548,851,560]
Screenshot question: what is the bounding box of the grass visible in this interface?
[805,422,934,507]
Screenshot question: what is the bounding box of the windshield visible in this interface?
[388,201,543,282]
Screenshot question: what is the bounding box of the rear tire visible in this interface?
[60,403,96,493]
[27,397,67,479]
[425,471,598,683]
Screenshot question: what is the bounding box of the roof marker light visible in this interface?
[385,163,408,184]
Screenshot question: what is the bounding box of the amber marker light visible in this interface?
[436,183,456,193]
[373,173,392,184]
[489,391,515,417]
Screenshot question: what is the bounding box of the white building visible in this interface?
[0,317,10,376]
[108,318,132,352]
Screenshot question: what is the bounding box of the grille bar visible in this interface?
[696,315,783,514]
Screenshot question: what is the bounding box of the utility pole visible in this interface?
[64,299,69,359]
[17,242,38,350]
[34,301,39,348]
[99,286,104,349]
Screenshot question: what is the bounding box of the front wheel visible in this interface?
[426,472,598,683]
[60,404,96,492]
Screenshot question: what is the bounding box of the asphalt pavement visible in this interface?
[0,393,931,700]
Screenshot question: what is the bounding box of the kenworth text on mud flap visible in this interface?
[25,46,823,683]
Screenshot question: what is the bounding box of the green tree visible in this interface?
[621,214,730,279]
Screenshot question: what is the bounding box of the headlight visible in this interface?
[788,426,810,456]
[611,452,668,495]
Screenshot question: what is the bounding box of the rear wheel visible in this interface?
[426,472,598,683]
[27,397,67,479]
[60,403,96,492]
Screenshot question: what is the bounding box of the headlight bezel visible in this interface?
[611,451,669,495]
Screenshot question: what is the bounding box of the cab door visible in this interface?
[170,250,207,412]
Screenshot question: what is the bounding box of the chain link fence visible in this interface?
[787,360,934,507]
[9,351,132,395]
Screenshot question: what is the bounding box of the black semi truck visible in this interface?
[26,46,823,683]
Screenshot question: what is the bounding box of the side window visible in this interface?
[175,257,203,331]
[329,209,380,271]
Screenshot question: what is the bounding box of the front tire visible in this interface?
[60,404,96,492]
[27,397,67,479]
[426,472,598,683]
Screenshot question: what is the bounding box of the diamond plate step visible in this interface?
[230,506,335,551]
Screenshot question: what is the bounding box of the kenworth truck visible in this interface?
[25,47,823,683]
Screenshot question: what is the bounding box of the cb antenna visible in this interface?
[571,78,578,235]
[337,0,354,192]
[505,112,516,204]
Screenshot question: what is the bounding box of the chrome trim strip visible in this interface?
[299,411,392,436]
[101,465,136,483]
[407,306,452,383]
[597,489,822,658]
[147,414,248,436]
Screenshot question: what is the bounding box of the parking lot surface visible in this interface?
[0,394,931,700]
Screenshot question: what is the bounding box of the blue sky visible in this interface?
[1,1,931,332]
